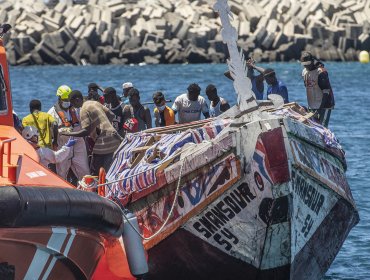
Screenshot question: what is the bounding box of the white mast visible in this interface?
[213,0,258,112]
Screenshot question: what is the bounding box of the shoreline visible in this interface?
[3,0,369,65]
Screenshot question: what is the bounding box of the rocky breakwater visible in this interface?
[2,0,370,65]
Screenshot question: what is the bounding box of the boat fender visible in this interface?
[122,211,149,277]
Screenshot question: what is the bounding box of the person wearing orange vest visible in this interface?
[152,91,175,127]
[48,85,90,181]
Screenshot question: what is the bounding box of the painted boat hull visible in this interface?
[121,109,359,280]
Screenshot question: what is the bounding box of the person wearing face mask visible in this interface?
[122,82,133,105]
[152,91,175,127]
[172,83,210,124]
[300,51,335,127]
[47,85,90,181]
[22,126,77,169]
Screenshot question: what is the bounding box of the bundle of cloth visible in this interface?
[106,119,231,200]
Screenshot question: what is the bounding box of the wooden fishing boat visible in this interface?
[101,1,359,279]
[0,25,129,280]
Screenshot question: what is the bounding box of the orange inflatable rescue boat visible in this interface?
[0,24,138,280]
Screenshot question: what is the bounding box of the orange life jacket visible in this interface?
[54,104,79,128]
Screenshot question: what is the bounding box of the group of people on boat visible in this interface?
[14,50,334,184]
[16,80,231,183]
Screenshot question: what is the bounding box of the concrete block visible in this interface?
[70,16,85,32]
[262,32,275,49]
[345,24,363,39]
[81,24,98,46]
[110,4,126,17]
[54,2,67,13]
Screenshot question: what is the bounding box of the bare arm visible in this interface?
[61,128,89,137]
[144,107,152,129]
[220,100,230,112]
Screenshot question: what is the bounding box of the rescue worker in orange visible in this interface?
[47,85,90,181]
[152,91,175,127]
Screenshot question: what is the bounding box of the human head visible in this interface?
[128,88,140,106]
[153,91,166,110]
[29,99,41,113]
[56,85,72,109]
[300,51,315,71]
[22,126,39,148]
[187,83,201,101]
[88,83,100,101]
[69,90,84,108]
[103,87,117,105]
[263,68,277,85]
[122,82,133,97]
[205,84,218,101]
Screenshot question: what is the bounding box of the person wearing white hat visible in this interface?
[22,126,76,169]
[122,82,133,105]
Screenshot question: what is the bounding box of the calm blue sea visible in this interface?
[10,62,370,279]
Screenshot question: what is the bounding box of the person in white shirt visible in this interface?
[47,85,90,181]
[22,126,76,169]
[205,84,230,117]
[171,83,210,124]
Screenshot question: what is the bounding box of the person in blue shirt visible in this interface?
[246,58,264,100]
[263,68,289,104]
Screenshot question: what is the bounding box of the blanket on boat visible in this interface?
[106,119,231,200]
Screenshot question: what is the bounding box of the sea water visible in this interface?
[10,62,370,279]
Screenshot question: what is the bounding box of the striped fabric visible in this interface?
[106,119,231,200]
[271,108,342,149]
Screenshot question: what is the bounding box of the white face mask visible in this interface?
[61,101,70,108]
[157,105,166,111]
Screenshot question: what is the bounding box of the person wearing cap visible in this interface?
[152,91,175,127]
[22,99,57,149]
[300,51,335,127]
[103,87,126,136]
[205,84,230,117]
[124,88,152,131]
[61,90,122,175]
[263,68,289,104]
[87,82,104,104]
[22,125,77,169]
[122,82,133,105]
[47,85,90,181]
[172,83,210,124]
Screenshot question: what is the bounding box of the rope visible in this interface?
[120,156,186,240]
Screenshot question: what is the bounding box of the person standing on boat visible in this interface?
[47,85,90,181]
[22,126,77,169]
[22,99,58,149]
[152,91,175,127]
[223,58,264,100]
[87,82,104,104]
[123,88,152,131]
[103,87,126,136]
[205,84,230,117]
[61,90,122,175]
[122,82,133,105]
[246,58,265,100]
[300,51,335,127]
[172,83,210,124]
[263,68,289,104]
